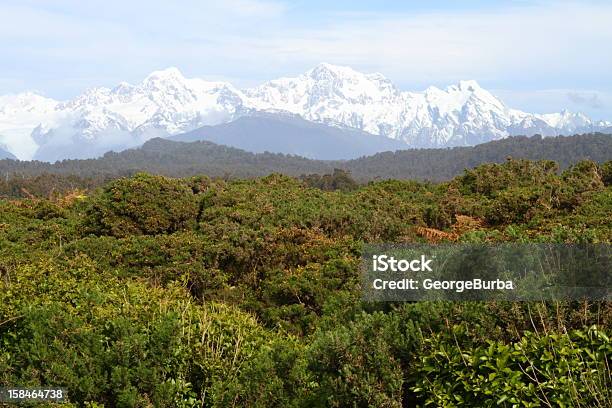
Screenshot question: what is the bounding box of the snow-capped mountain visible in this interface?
[0,68,252,161]
[0,92,60,159]
[246,64,610,147]
[0,63,610,161]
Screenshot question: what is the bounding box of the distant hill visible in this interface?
[1,133,610,182]
[346,133,612,180]
[1,137,334,180]
[169,112,409,160]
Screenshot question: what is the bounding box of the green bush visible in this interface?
[305,312,405,407]
[84,173,199,237]
[601,161,612,186]
[414,326,611,407]
[1,163,611,407]
[211,337,309,408]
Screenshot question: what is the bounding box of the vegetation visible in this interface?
[1,134,611,200]
[0,158,610,407]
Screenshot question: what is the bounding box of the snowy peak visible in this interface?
[143,66,185,83]
[538,109,592,128]
[0,63,610,161]
[141,67,194,99]
[0,92,61,159]
[306,62,356,80]
[0,91,57,106]
[243,63,406,136]
[455,80,482,92]
[305,63,393,88]
[0,68,252,160]
[245,71,517,142]
[247,63,400,106]
[0,92,59,116]
[427,80,506,112]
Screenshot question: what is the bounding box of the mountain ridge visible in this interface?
[1,133,610,184]
[1,64,610,161]
[169,112,409,160]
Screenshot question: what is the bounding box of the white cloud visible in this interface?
[566,92,604,109]
[0,0,611,119]
[242,2,612,87]
[492,88,612,120]
[217,0,287,17]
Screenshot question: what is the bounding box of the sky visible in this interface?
[1,0,611,119]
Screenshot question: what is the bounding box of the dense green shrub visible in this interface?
[211,337,310,408]
[84,173,199,237]
[1,160,610,407]
[301,168,360,192]
[414,327,611,407]
[0,256,277,407]
[453,159,560,197]
[601,160,612,186]
[305,312,404,407]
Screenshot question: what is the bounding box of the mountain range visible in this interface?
[1,63,611,162]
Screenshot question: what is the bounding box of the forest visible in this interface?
[1,133,611,199]
[0,157,610,407]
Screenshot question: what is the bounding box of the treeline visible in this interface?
[1,133,610,184]
[352,132,612,180]
[0,158,611,406]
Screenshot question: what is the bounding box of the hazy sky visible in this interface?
[1,0,611,119]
